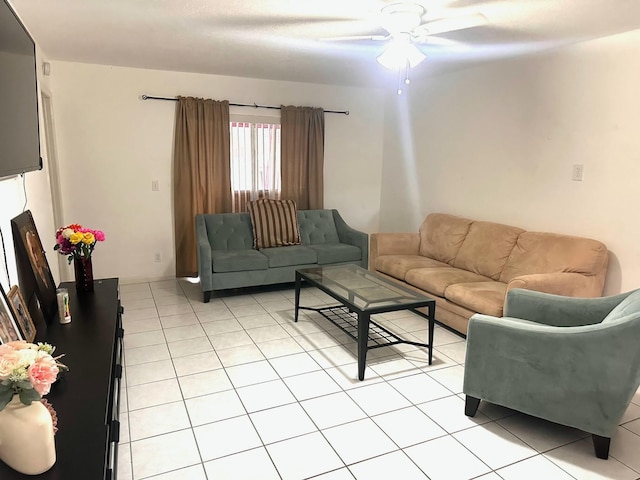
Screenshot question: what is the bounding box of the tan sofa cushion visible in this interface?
[500,232,609,283]
[444,281,508,317]
[419,214,472,264]
[374,255,449,281]
[406,267,491,297]
[453,221,524,280]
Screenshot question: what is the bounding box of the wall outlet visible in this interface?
[152,180,159,191]
[572,164,584,181]
[153,252,161,263]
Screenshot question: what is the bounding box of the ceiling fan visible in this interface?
[324,2,487,93]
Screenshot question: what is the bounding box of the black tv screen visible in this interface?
[0,0,42,179]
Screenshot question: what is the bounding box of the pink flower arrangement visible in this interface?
[54,223,106,264]
[0,341,67,410]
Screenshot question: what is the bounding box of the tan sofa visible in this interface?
[370,213,609,335]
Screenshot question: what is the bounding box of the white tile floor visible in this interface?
[117,280,640,480]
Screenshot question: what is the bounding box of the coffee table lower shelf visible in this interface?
[297,304,434,380]
[307,305,432,350]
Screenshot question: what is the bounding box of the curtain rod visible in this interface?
[140,95,349,115]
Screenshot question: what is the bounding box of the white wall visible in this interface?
[48,62,384,283]
[380,29,640,295]
[0,46,59,295]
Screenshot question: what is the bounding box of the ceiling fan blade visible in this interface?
[415,13,487,36]
[412,36,463,47]
[321,34,389,42]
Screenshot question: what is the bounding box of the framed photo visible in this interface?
[0,284,23,344]
[7,285,36,342]
[11,210,57,321]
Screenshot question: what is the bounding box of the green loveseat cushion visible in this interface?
[261,245,318,268]
[298,210,340,244]
[205,213,255,250]
[309,243,361,265]
[212,249,268,273]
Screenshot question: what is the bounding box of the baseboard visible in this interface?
[118,274,184,285]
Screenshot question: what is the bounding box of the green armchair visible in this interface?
[463,288,640,459]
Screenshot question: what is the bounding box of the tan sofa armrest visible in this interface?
[506,272,602,298]
[370,233,420,270]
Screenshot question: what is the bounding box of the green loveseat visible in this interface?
[196,209,368,302]
[463,288,640,459]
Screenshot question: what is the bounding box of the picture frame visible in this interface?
[0,284,23,344]
[7,285,36,342]
[11,210,57,321]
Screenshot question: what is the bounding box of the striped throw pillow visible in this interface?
[247,199,301,249]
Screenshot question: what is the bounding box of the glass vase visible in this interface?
[74,256,94,292]
[0,396,56,475]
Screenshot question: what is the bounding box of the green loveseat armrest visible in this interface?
[195,214,213,299]
[332,209,368,268]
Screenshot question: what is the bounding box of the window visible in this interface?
[230,118,281,212]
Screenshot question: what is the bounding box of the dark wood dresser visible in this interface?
[0,278,124,479]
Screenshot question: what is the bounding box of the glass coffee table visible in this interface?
[294,264,436,380]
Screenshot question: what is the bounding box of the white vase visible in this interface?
[0,396,56,475]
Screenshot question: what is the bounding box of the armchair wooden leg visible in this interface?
[592,434,610,459]
[203,291,212,303]
[465,395,480,417]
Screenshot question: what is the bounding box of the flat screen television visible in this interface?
[0,0,42,179]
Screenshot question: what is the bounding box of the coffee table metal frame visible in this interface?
[294,265,436,380]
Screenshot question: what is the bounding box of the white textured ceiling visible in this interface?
[8,0,640,87]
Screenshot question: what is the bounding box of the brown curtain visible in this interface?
[233,190,275,213]
[174,96,232,277]
[280,106,325,209]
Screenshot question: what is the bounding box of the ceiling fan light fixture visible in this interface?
[376,40,425,70]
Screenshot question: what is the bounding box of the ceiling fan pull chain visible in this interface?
[397,61,411,95]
